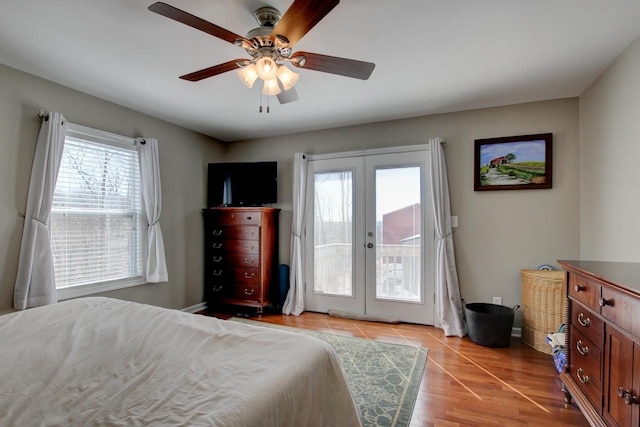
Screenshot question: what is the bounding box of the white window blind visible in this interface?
[51,124,144,293]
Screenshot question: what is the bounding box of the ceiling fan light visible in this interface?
[276,65,299,91]
[255,56,277,80]
[236,64,259,88]
[262,78,281,96]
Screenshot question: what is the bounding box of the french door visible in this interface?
[304,146,434,325]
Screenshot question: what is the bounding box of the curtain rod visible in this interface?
[37,109,49,120]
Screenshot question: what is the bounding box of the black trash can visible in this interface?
[464,302,520,348]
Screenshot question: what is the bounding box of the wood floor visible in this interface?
[200,309,589,427]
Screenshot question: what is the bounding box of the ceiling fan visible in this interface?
[148,0,375,106]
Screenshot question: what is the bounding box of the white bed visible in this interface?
[0,297,363,427]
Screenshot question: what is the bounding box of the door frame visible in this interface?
[303,144,435,325]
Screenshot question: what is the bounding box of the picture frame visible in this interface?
[474,133,552,191]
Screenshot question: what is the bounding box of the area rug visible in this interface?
[231,318,428,427]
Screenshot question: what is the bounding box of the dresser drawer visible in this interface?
[570,328,603,413]
[569,273,602,312]
[229,267,260,285]
[570,300,604,346]
[226,253,259,268]
[207,278,228,297]
[207,210,262,226]
[208,266,225,281]
[207,252,260,268]
[230,283,261,302]
[208,225,260,241]
[601,287,640,338]
[210,239,260,254]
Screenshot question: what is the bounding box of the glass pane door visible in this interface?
[305,157,365,314]
[374,166,422,302]
[365,152,434,324]
[313,170,353,297]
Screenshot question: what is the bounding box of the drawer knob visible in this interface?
[212,285,223,292]
[244,244,254,250]
[212,256,223,263]
[618,387,640,405]
[212,229,222,236]
[244,288,255,296]
[244,272,255,279]
[576,340,589,356]
[245,230,254,236]
[212,243,222,249]
[213,270,223,276]
[574,284,586,292]
[577,312,591,327]
[576,368,590,384]
[599,297,612,307]
[243,257,254,264]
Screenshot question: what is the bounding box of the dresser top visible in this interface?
[558,260,640,295]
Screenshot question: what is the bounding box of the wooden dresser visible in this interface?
[203,207,280,315]
[559,260,640,427]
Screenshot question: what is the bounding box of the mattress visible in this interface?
[0,297,362,427]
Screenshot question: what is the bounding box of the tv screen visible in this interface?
[207,161,277,207]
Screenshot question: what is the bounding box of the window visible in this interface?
[51,123,146,299]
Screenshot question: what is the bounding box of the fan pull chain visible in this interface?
[258,91,272,113]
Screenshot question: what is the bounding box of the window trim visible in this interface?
[54,123,147,300]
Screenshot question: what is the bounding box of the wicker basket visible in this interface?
[521,269,565,355]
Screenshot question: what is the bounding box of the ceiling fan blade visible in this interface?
[271,0,339,48]
[291,52,375,80]
[277,86,299,104]
[179,59,245,81]
[148,2,250,46]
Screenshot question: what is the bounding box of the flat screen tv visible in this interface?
[207,161,277,207]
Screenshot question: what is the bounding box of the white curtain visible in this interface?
[282,153,308,315]
[14,112,66,309]
[429,138,466,337]
[138,138,168,283]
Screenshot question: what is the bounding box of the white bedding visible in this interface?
[0,297,363,427]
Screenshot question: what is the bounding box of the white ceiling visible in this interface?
[1,1,639,142]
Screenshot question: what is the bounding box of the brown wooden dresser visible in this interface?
[559,260,640,427]
[203,207,279,315]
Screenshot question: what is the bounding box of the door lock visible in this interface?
[367,243,374,248]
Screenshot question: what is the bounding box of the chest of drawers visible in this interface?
[203,207,279,315]
[559,260,640,427]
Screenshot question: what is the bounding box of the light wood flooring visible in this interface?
[200,309,589,427]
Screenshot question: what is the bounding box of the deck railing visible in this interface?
[314,243,421,301]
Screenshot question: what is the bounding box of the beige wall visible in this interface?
[3,33,636,324]
[579,36,640,261]
[227,98,581,324]
[0,63,225,314]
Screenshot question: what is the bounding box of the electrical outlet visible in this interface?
[451,216,458,228]
[492,296,503,305]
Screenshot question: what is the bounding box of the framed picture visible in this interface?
[474,133,552,191]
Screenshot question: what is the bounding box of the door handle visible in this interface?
[366,243,374,248]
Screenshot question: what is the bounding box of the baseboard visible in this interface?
[183,304,525,338]
[182,302,206,314]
